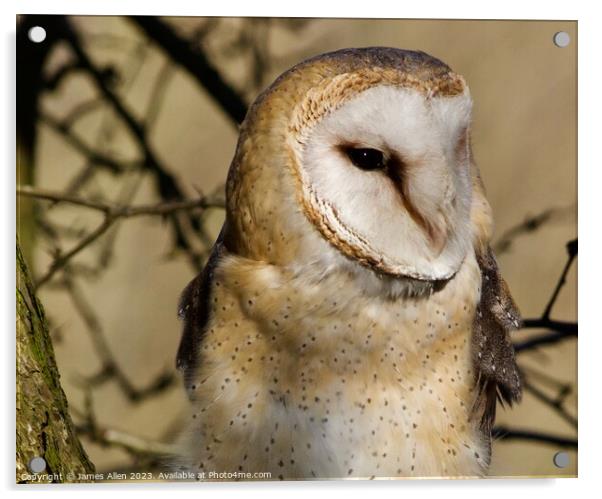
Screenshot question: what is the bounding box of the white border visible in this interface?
[2,1,599,498]
[7,0,584,18]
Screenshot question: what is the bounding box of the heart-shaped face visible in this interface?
[289,79,474,282]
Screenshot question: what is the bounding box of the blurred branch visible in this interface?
[492,426,577,448]
[542,239,577,319]
[145,59,175,131]
[95,172,145,271]
[82,426,178,457]
[61,270,176,403]
[74,392,178,456]
[523,380,577,428]
[43,60,83,91]
[493,205,575,255]
[18,185,224,216]
[498,238,578,451]
[516,239,578,353]
[514,327,576,353]
[40,112,134,174]
[129,16,248,124]
[54,16,207,270]
[18,185,224,288]
[189,18,220,44]
[39,217,113,289]
[60,18,181,190]
[62,98,106,128]
[519,364,572,392]
[80,366,175,404]
[221,18,272,96]
[64,43,151,197]
[24,16,232,272]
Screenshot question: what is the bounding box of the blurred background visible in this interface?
[16,16,577,478]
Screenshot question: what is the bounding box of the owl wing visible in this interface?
[471,246,522,437]
[176,230,225,391]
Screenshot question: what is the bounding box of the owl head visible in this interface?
[224,48,491,296]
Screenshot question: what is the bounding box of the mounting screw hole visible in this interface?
[28,26,46,43]
[28,456,47,473]
[553,31,570,48]
[553,451,569,468]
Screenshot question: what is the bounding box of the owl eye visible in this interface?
[344,147,386,171]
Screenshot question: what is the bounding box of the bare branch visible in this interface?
[493,206,575,255]
[517,239,578,352]
[524,380,577,428]
[492,426,577,448]
[40,112,134,174]
[145,59,175,131]
[62,98,106,128]
[43,60,82,91]
[18,185,224,217]
[514,327,576,353]
[61,271,177,403]
[57,16,212,270]
[130,16,248,125]
[84,426,179,457]
[63,45,154,197]
[18,185,224,288]
[507,238,578,451]
[519,364,573,393]
[74,392,178,457]
[542,239,578,320]
[37,218,113,288]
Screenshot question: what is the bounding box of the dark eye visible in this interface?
[345,148,385,171]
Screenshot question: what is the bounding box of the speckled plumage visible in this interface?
[175,48,521,479]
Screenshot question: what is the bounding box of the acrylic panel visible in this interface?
[16,15,577,482]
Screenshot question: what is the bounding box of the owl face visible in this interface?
[227,48,481,290]
[289,75,474,282]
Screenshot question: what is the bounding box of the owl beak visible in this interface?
[399,193,449,257]
[395,179,450,257]
[423,214,449,257]
[386,153,452,257]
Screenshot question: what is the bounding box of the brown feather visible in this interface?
[176,233,225,392]
[471,246,522,444]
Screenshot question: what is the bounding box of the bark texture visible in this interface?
[16,241,95,483]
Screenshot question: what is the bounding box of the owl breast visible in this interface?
[179,249,487,479]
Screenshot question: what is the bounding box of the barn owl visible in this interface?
[175,47,522,479]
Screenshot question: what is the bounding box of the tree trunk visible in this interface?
[16,241,95,483]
